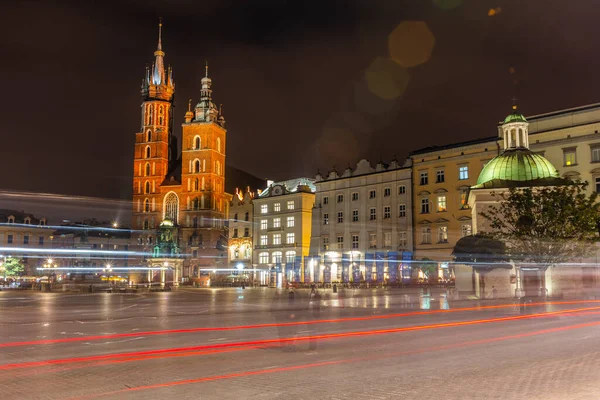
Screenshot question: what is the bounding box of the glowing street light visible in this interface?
[112,222,119,228]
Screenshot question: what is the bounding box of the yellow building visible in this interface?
[409,138,498,277]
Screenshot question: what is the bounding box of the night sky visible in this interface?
[2,0,600,202]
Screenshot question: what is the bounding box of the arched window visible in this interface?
[145,146,151,158]
[144,198,150,212]
[145,181,151,194]
[194,178,199,191]
[146,130,152,142]
[145,163,151,176]
[194,160,200,173]
[158,106,164,125]
[193,197,199,210]
[143,219,149,230]
[164,192,179,223]
[217,137,221,153]
[192,217,198,228]
[194,136,201,150]
[148,105,153,125]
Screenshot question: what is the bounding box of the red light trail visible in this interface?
[67,319,600,400]
[1,305,599,372]
[0,299,598,349]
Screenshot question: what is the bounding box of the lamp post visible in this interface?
[42,258,56,291]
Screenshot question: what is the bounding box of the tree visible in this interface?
[3,257,25,277]
[480,182,600,270]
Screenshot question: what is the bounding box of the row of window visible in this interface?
[260,217,295,230]
[420,192,468,214]
[144,104,166,127]
[232,212,250,222]
[260,201,295,214]
[259,233,296,246]
[323,205,406,224]
[232,227,250,238]
[258,250,297,264]
[419,224,472,244]
[419,166,469,186]
[323,186,406,205]
[6,235,45,245]
[322,231,407,250]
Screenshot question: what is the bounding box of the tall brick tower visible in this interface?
[180,64,228,271]
[132,21,175,234]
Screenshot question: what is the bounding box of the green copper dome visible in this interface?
[502,111,527,124]
[475,149,560,188]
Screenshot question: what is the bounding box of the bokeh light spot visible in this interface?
[365,57,410,100]
[354,78,397,115]
[433,0,463,10]
[488,7,502,16]
[388,21,435,68]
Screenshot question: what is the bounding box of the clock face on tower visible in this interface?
[272,185,283,196]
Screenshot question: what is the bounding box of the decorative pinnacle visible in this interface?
[188,99,192,112]
[205,61,208,78]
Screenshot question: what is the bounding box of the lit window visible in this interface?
[194,136,201,149]
[323,213,329,225]
[337,235,344,250]
[145,146,151,158]
[261,204,268,214]
[563,148,577,166]
[384,187,391,197]
[437,195,447,212]
[398,185,406,195]
[272,252,282,264]
[459,166,469,180]
[286,251,296,263]
[259,252,269,264]
[421,227,431,244]
[421,198,430,214]
[337,211,343,223]
[261,220,267,230]
[369,190,376,199]
[436,170,445,183]
[287,216,295,227]
[369,233,377,249]
[384,206,391,219]
[233,228,238,238]
[370,208,377,220]
[384,232,392,247]
[460,189,469,209]
[352,192,359,201]
[438,226,448,243]
[273,234,281,245]
[337,194,344,203]
[399,204,406,217]
[244,227,249,237]
[352,235,359,249]
[322,236,329,250]
[273,218,281,228]
[287,233,295,244]
[420,171,428,185]
[461,224,472,238]
[323,196,329,205]
[399,231,407,247]
[274,203,281,212]
[596,177,600,193]
[352,210,359,222]
[287,201,295,210]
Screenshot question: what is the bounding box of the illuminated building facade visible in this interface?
[228,187,256,274]
[131,23,231,283]
[309,159,413,284]
[0,210,50,276]
[252,179,315,287]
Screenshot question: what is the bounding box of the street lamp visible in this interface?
[112,222,119,229]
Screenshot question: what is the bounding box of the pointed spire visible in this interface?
[188,99,192,113]
[205,61,209,78]
[152,19,165,85]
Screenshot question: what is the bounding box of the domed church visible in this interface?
[467,106,569,298]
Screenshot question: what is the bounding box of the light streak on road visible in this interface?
[2,299,599,349]
[2,305,600,372]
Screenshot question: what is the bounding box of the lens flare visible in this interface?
[388,21,435,68]
[365,57,410,100]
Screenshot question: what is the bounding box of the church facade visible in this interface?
[131,23,231,282]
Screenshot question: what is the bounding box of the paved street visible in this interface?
[1,288,600,399]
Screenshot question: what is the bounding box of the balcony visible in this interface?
[267,226,284,232]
